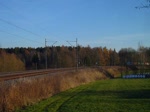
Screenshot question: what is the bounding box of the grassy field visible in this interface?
[16,79,150,112]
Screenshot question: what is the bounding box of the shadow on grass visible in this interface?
[58,89,150,100]
[78,89,150,99]
[55,89,150,112]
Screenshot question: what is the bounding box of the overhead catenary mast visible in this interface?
[45,39,47,69]
[45,39,58,69]
[67,38,78,71]
[76,38,78,71]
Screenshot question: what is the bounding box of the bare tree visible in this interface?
[135,0,150,9]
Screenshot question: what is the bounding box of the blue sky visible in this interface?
[0,0,150,51]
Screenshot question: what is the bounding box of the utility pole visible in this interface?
[76,38,78,71]
[51,41,57,68]
[67,38,78,71]
[45,39,57,69]
[45,39,47,69]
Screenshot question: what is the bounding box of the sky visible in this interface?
[0,0,150,51]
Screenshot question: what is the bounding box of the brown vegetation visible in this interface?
[0,68,110,112]
[104,66,125,78]
[0,50,25,72]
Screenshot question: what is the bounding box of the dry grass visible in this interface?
[105,67,122,78]
[0,68,107,112]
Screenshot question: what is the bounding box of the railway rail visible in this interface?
[0,68,77,81]
[1,66,149,81]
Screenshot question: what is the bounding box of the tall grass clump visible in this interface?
[0,68,107,112]
[104,66,123,78]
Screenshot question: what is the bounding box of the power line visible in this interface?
[0,18,42,38]
[0,1,56,52]
[0,29,43,45]
[0,2,46,47]
[0,2,27,19]
[0,2,49,36]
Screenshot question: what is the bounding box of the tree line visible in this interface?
[0,46,150,72]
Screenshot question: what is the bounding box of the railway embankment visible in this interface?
[0,66,125,112]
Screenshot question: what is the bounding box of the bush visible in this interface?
[0,51,25,72]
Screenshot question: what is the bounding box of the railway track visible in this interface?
[0,68,77,81]
[0,66,129,81]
